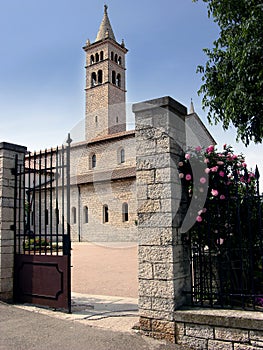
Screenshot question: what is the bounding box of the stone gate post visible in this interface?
[133,96,191,342]
[0,142,27,301]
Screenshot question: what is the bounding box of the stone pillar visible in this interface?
[0,142,27,302]
[133,96,191,342]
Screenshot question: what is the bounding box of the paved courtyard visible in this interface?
[71,242,138,298]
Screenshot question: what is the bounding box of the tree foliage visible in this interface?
[193,0,263,145]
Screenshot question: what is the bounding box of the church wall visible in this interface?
[70,135,135,177]
[70,178,137,242]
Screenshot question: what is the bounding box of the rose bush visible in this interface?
[178,144,262,308]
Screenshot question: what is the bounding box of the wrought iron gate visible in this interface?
[13,135,72,312]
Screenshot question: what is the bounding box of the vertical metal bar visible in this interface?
[55,147,59,255]
[27,153,31,254]
[39,151,42,254]
[44,149,48,255]
[33,152,36,254]
[17,162,22,254]
[13,155,18,256]
[50,149,53,255]
[61,145,65,238]
[66,134,72,313]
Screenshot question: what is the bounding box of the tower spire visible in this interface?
[189,98,195,114]
[95,4,116,42]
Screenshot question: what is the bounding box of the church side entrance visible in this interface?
[13,136,72,313]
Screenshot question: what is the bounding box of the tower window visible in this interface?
[84,206,88,224]
[72,207,77,224]
[111,51,114,60]
[95,53,99,62]
[103,205,109,223]
[92,154,96,168]
[90,55,95,65]
[100,51,104,60]
[98,70,103,84]
[116,74,121,88]
[120,148,125,163]
[118,56,122,65]
[122,203,128,222]
[112,71,116,85]
[91,72,97,87]
[114,54,118,63]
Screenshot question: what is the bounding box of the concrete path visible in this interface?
[0,301,189,350]
[15,292,139,333]
[71,242,138,298]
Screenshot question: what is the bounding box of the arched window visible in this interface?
[116,116,119,123]
[98,70,103,84]
[91,72,97,87]
[116,73,121,88]
[92,154,96,168]
[112,71,116,85]
[84,206,88,223]
[114,54,118,63]
[95,53,99,62]
[111,51,114,60]
[100,51,104,60]
[122,203,128,222]
[90,55,95,65]
[72,207,77,224]
[120,148,125,163]
[103,205,109,223]
[118,56,122,65]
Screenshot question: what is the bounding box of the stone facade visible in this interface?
[174,309,263,349]
[133,96,191,342]
[83,7,128,142]
[0,142,27,301]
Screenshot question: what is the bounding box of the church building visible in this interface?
[69,5,215,242]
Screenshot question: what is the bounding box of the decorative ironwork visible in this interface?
[186,166,263,310]
[13,137,71,312]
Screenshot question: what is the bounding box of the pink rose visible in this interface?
[185,174,192,181]
[211,166,218,172]
[196,215,203,222]
[211,189,218,196]
[217,161,224,165]
[242,162,247,168]
[219,171,225,177]
[217,238,224,245]
[204,158,210,163]
[206,145,214,153]
[195,146,202,152]
[205,168,210,174]
[202,208,207,213]
[200,177,206,184]
[220,195,225,200]
[185,153,191,160]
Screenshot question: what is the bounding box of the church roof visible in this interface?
[95,5,116,42]
[73,167,136,185]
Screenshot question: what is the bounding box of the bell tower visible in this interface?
[83,5,128,141]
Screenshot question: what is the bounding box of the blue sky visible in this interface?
[0,0,262,185]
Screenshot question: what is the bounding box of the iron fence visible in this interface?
[187,168,263,310]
